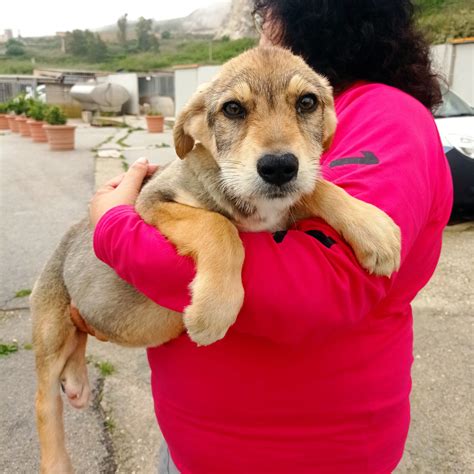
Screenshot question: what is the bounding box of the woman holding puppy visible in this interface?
[89,1,452,472]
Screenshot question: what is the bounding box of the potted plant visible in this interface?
[11,95,29,135]
[43,106,76,151]
[145,110,164,133]
[6,97,23,133]
[17,98,38,137]
[0,102,10,129]
[27,102,49,143]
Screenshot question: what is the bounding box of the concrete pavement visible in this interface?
[0,124,167,473]
[1,123,472,472]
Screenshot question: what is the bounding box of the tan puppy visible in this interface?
[31,46,400,473]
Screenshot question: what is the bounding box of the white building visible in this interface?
[431,38,474,106]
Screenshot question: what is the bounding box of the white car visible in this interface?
[434,89,474,220]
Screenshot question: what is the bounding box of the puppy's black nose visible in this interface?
[257,154,299,186]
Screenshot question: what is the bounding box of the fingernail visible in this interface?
[137,157,148,164]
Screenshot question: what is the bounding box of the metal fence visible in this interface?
[0,79,36,103]
[139,74,174,100]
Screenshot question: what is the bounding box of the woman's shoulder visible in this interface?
[336,82,434,121]
[334,81,438,138]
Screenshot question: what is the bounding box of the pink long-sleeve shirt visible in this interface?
[94,83,453,473]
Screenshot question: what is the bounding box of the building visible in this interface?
[0,29,13,43]
[104,71,174,115]
[174,64,220,114]
[432,38,474,106]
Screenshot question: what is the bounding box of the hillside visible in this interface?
[0,0,472,75]
[416,0,474,44]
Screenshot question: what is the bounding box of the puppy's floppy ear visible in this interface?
[318,80,338,151]
[174,82,212,159]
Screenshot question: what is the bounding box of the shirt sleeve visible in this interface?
[93,85,443,345]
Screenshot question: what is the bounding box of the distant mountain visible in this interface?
[168,2,232,36]
[97,0,257,40]
[216,0,257,39]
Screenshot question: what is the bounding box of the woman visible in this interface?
[90,1,452,472]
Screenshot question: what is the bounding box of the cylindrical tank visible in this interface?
[70,83,130,113]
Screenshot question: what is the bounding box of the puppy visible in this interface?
[31,46,400,473]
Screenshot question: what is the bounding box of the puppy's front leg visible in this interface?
[294,179,401,276]
[139,202,245,346]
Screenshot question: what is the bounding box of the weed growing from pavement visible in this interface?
[15,289,31,298]
[104,416,116,432]
[96,360,116,377]
[0,343,19,357]
[121,155,129,171]
[117,129,134,148]
[91,133,115,152]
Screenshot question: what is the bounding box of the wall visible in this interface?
[431,42,474,106]
[174,65,221,114]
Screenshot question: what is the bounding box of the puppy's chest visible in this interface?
[174,189,289,232]
[234,200,291,232]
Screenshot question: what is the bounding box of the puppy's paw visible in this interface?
[343,203,401,277]
[184,277,244,346]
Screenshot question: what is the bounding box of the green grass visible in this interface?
[0,37,257,74]
[121,156,129,171]
[415,0,474,43]
[104,416,116,432]
[96,360,115,377]
[0,343,19,357]
[117,129,133,148]
[15,289,32,298]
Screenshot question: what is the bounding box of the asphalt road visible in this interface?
[0,125,163,473]
[0,124,472,473]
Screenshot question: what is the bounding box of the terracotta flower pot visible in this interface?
[28,120,48,143]
[146,115,164,133]
[0,114,9,130]
[16,116,31,137]
[7,115,20,133]
[43,124,76,151]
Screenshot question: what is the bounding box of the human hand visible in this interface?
[89,157,159,228]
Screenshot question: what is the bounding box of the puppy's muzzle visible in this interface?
[257,154,299,186]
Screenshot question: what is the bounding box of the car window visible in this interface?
[435,90,473,118]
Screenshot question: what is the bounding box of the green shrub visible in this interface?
[28,102,48,121]
[5,39,26,57]
[9,94,28,115]
[0,102,9,113]
[44,106,67,125]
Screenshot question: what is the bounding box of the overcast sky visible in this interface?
[1,0,227,37]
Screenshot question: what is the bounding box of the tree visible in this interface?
[65,30,87,56]
[86,32,107,62]
[5,38,26,56]
[65,30,107,62]
[117,13,128,46]
[136,17,159,52]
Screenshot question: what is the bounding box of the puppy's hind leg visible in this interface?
[32,292,78,474]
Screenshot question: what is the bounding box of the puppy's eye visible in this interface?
[223,101,246,119]
[297,94,318,114]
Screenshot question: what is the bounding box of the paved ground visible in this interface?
[0,123,171,473]
[0,123,472,473]
[396,223,474,473]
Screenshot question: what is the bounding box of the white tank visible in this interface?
[70,83,130,113]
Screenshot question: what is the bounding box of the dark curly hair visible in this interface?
[253,0,442,110]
